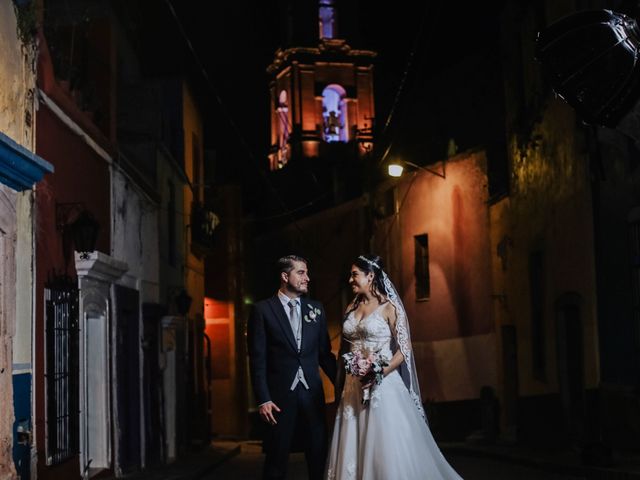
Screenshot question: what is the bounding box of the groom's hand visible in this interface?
[259,401,281,425]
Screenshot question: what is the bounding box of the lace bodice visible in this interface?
[342,304,393,359]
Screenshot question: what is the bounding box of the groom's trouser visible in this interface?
[263,384,327,480]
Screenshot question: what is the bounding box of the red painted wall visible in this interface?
[34,103,111,479]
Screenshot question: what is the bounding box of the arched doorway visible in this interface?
[556,292,585,444]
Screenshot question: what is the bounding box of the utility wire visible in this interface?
[162,0,300,222]
[376,3,431,166]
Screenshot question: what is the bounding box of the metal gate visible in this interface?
[44,276,79,465]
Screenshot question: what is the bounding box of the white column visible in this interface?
[75,252,127,479]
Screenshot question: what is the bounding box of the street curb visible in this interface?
[191,445,242,479]
[442,445,640,480]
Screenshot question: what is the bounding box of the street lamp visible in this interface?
[387,159,446,179]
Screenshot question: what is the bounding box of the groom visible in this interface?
[248,255,337,480]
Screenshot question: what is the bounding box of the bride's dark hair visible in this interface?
[352,254,386,307]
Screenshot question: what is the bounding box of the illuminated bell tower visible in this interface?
[267,0,376,171]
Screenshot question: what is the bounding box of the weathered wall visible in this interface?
[498,0,599,399]
[182,82,205,318]
[156,147,185,306]
[111,168,159,302]
[491,0,600,444]
[34,100,112,480]
[0,1,37,478]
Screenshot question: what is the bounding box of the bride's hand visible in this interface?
[360,373,375,389]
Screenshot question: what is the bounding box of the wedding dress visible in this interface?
[325,303,463,480]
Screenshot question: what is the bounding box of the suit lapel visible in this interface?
[268,296,297,352]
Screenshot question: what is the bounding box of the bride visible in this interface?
[325,255,463,480]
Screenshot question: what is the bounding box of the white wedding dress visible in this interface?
[325,304,463,480]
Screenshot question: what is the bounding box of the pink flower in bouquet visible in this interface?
[356,356,372,375]
[342,349,389,407]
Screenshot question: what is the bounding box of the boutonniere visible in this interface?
[304,304,321,323]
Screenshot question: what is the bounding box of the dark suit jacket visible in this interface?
[247,295,337,406]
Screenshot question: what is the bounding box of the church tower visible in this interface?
[267,0,376,172]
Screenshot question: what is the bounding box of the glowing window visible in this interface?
[319,1,337,39]
[322,84,348,143]
[276,90,291,167]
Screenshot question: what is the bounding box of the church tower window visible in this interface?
[319,0,337,39]
[276,90,291,168]
[322,84,348,143]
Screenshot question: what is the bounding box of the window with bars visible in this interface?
[45,277,80,465]
[415,234,430,301]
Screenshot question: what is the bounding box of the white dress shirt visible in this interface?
[277,290,309,391]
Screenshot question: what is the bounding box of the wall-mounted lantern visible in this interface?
[56,204,100,266]
[386,159,446,179]
[69,211,100,259]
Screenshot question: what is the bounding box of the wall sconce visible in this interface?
[56,203,100,264]
[387,159,446,179]
[70,211,100,259]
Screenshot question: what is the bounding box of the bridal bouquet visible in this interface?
[342,350,389,406]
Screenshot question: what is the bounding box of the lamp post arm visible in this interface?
[404,160,446,179]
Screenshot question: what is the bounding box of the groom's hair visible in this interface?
[277,255,308,274]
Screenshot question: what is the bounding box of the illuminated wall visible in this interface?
[372,151,496,403]
[204,298,236,435]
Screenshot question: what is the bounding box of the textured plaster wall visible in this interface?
[156,148,185,304]
[111,168,159,303]
[0,1,37,478]
[182,82,205,318]
[497,98,599,397]
[0,190,18,480]
[373,151,496,402]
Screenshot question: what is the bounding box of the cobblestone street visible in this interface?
[205,442,586,480]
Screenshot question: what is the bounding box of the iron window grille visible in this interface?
[44,276,80,465]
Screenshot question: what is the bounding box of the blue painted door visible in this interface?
[12,373,31,479]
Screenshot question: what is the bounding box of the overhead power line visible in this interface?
[376,3,431,166]
[162,0,298,220]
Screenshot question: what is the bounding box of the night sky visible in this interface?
[129,0,505,209]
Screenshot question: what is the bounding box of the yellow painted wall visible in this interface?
[0,3,38,478]
[495,0,600,403]
[494,100,600,398]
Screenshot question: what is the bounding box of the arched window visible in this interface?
[319,0,337,39]
[276,90,291,167]
[322,84,348,143]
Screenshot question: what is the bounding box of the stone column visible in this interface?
[75,251,127,478]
